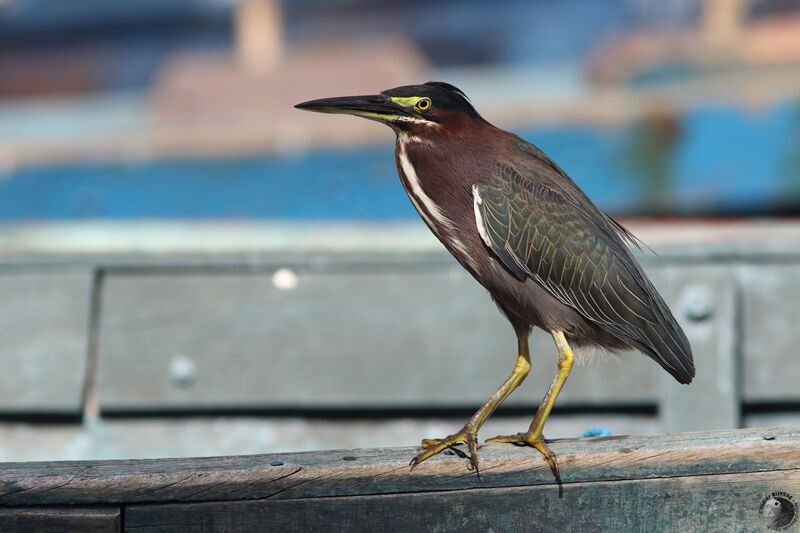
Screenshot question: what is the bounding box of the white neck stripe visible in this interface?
[397,142,475,269]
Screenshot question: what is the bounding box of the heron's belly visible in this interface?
[483,257,630,352]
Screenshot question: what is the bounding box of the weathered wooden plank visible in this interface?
[0,272,91,413]
[740,264,800,401]
[658,266,739,431]
[124,470,799,533]
[97,268,657,411]
[0,426,796,506]
[0,506,120,533]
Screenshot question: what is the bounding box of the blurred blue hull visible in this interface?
[2,100,799,220]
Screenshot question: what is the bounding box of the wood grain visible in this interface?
[0,506,120,533]
[124,470,799,533]
[0,426,797,507]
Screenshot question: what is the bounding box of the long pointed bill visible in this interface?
[295,94,412,122]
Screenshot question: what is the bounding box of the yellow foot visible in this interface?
[409,427,479,472]
[486,432,560,480]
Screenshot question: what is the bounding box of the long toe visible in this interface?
[410,428,479,471]
[485,432,529,444]
[486,432,560,480]
[420,438,451,449]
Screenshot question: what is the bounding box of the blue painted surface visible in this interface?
[0,146,407,220]
[581,428,612,438]
[1,102,799,220]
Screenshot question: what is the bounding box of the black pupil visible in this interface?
[419,100,428,109]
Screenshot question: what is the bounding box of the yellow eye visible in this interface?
[415,98,431,111]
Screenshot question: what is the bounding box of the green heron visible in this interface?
[296,82,694,477]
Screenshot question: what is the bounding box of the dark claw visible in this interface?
[468,439,480,476]
[447,445,468,459]
[548,454,561,482]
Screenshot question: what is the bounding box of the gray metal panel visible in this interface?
[0,272,90,413]
[657,266,739,432]
[739,264,800,401]
[97,264,657,411]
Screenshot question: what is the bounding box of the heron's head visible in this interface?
[295,81,486,135]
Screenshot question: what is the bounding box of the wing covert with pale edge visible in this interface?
[474,162,694,383]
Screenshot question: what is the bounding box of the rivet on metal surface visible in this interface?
[680,285,714,321]
[168,355,198,388]
[272,268,299,290]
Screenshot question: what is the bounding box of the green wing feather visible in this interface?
[476,161,694,383]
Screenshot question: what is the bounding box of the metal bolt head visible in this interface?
[680,285,714,322]
[272,268,298,290]
[169,355,198,388]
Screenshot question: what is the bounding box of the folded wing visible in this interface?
[474,162,694,383]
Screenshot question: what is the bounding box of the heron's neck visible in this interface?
[395,133,452,231]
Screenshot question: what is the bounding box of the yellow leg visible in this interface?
[486,330,575,480]
[410,332,532,472]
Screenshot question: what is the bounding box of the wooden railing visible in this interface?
[1,426,798,532]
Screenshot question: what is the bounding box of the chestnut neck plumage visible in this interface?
[392,114,504,276]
